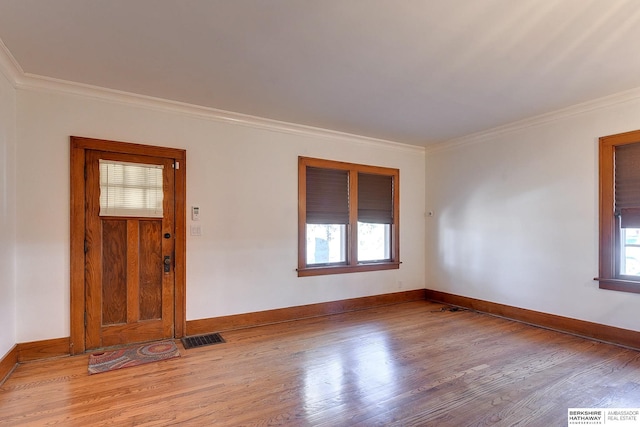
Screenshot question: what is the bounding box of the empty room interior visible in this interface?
[2,1,640,425]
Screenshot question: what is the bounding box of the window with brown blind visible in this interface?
[298,157,400,277]
[597,129,640,294]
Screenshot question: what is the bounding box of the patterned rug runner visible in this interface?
[88,340,181,375]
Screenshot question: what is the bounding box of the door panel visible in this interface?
[139,220,163,320]
[85,150,175,350]
[102,219,127,325]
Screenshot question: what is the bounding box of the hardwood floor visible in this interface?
[2,301,640,426]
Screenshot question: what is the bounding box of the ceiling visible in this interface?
[1,0,640,146]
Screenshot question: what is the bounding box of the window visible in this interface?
[99,159,164,217]
[598,129,640,294]
[298,157,400,276]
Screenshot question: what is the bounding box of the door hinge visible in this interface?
[84,311,87,327]
[173,161,180,170]
[84,239,89,254]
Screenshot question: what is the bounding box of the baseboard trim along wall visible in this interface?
[0,337,70,384]
[16,337,71,362]
[186,289,427,336]
[0,345,18,385]
[0,290,427,376]
[425,289,640,351]
[4,287,637,382]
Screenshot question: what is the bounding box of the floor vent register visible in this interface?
[181,333,226,349]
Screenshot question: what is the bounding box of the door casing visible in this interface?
[70,136,186,355]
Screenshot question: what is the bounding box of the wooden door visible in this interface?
[84,150,175,349]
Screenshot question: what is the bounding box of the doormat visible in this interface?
[88,340,181,375]
[181,332,225,349]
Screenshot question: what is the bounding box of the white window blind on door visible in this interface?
[99,160,164,217]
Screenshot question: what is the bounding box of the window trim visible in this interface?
[597,129,640,294]
[298,156,400,277]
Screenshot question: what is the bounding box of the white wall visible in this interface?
[0,69,16,356]
[14,87,426,342]
[426,94,640,332]
[8,70,640,347]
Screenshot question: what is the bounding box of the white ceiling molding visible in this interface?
[3,2,640,145]
[0,37,23,85]
[0,39,423,155]
[426,84,640,154]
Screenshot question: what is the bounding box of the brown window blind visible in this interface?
[358,173,393,224]
[615,143,640,228]
[306,166,349,224]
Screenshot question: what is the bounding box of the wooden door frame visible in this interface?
[70,136,187,355]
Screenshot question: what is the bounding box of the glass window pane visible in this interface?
[99,160,164,217]
[622,228,640,276]
[357,222,390,262]
[623,247,640,276]
[624,228,640,245]
[306,224,346,265]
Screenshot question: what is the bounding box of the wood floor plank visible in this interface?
[1,301,640,426]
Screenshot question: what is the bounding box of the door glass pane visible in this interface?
[99,160,164,217]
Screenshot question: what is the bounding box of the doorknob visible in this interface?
[164,256,171,273]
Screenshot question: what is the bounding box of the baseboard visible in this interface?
[0,345,18,385]
[187,289,427,336]
[5,290,426,367]
[17,337,70,362]
[425,289,640,351]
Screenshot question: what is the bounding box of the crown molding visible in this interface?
[0,41,424,154]
[19,73,424,153]
[0,38,23,85]
[4,32,640,156]
[426,86,640,154]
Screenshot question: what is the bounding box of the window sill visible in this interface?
[594,277,640,294]
[298,262,400,277]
